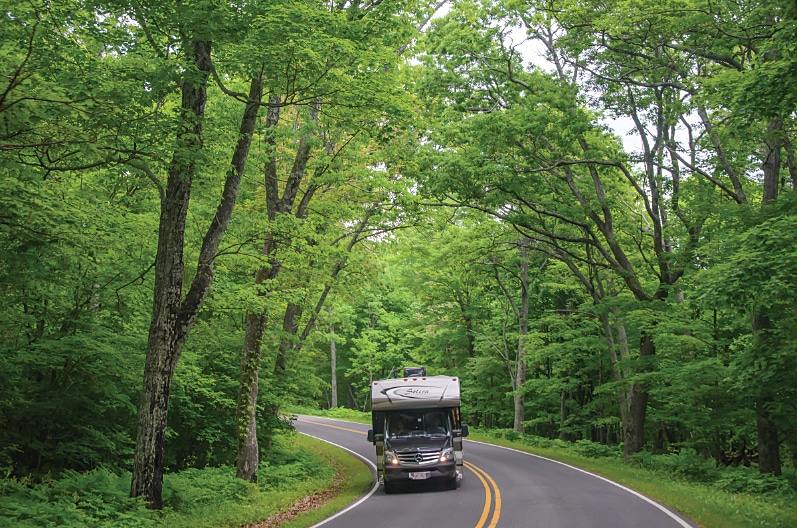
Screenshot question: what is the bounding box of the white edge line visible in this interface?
[466,439,695,528]
[299,432,379,528]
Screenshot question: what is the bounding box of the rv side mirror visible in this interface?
[461,424,469,438]
[367,429,374,443]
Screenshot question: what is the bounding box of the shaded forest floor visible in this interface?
[0,433,371,528]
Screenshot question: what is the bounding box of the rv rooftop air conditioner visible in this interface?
[403,366,426,377]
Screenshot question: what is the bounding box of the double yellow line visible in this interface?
[299,418,501,528]
[465,461,501,528]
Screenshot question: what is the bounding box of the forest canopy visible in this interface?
[1,0,795,510]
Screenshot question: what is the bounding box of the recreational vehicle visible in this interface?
[367,367,469,493]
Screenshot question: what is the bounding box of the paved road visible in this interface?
[294,416,699,528]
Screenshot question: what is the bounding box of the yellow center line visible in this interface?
[464,461,493,528]
[299,418,501,528]
[465,461,502,528]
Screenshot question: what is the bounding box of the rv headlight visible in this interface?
[385,450,400,465]
[439,447,454,462]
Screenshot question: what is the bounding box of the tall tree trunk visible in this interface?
[330,322,338,409]
[132,42,256,507]
[752,310,781,475]
[623,334,653,456]
[603,311,651,459]
[783,135,797,189]
[130,40,212,509]
[233,95,281,481]
[762,119,782,205]
[756,398,781,476]
[513,240,530,433]
[235,97,319,479]
[753,119,782,475]
[236,313,265,481]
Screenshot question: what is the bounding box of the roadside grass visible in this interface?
[287,406,797,528]
[158,432,372,528]
[271,433,373,528]
[0,432,371,528]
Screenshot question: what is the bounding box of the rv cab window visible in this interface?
[387,411,449,438]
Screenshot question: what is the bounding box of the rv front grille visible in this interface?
[397,449,440,465]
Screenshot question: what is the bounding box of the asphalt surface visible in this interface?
[294,416,699,528]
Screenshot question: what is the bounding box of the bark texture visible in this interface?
[131,40,212,508]
[131,44,261,505]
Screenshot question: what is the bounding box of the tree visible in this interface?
[119,0,271,506]
[232,0,444,481]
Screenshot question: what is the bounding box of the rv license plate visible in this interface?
[409,471,430,480]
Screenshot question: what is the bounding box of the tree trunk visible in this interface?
[604,312,651,460]
[464,315,476,358]
[513,239,530,433]
[236,313,265,481]
[235,97,320,477]
[753,121,782,475]
[132,40,251,507]
[752,310,782,475]
[130,40,212,509]
[622,334,654,456]
[762,119,782,205]
[330,322,338,409]
[756,399,781,476]
[783,135,797,189]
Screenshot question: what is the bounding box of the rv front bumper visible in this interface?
[383,459,457,483]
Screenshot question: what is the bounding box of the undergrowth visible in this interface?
[0,433,343,528]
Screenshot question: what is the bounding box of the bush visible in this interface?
[629,449,720,483]
[491,429,521,442]
[0,470,156,528]
[162,466,254,512]
[573,439,622,459]
[0,433,341,528]
[715,468,797,497]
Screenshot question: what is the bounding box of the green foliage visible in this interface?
[0,470,156,528]
[486,429,624,459]
[313,407,371,424]
[166,322,241,470]
[2,0,796,515]
[714,469,796,497]
[630,449,721,483]
[0,433,349,528]
[573,439,623,460]
[158,435,337,527]
[628,448,797,499]
[0,332,141,475]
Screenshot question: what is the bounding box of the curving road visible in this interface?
[294,416,699,528]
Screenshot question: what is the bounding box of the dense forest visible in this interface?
[2,0,796,513]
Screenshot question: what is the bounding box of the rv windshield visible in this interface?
[387,410,449,438]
